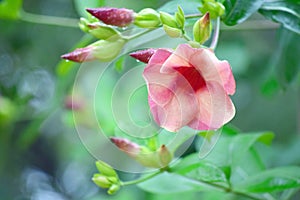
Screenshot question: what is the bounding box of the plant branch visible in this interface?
[210,17,220,50]
[185,13,202,19]
[121,170,162,186]
[20,10,79,28]
[124,29,156,40]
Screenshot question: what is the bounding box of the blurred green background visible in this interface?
[0,0,299,199]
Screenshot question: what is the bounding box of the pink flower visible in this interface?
[86,7,134,27]
[143,44,236,132]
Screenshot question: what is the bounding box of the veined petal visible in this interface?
[188,81,235,130]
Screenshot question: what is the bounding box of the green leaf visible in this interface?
[0,0,23,19]
[138,172,218,194]
[229,132,275,184]
[159,0,201,15]
[259,0,300,34]
[236,166,300,193]
[74,0,106,17]
[223,0,264,25]
[176,161,228,183]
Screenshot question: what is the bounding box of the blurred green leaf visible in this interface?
[159,0,201,15]
[176,161,228,183]
[138,172,217,194]
[223,0,264,25]
[261,76,281,96]
[74,0,106,17]
[114,55,125,72]
[236,166,300,193]
[0,0,22,19]
[259,0,300,34]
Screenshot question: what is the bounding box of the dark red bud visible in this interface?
[130,48,156,63]
[61,46,96,63]
[86,7,134,27]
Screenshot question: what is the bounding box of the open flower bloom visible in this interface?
[143,44,236,132]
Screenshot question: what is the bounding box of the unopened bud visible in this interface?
[163,24,182,38]
[129,48,156,63]
[107,184,120,195]
[61,39,126,63]
[193,12,211,44]
[95,160,118,177]
[134,8,161,28]
[86,7,134,27]
[199,1,225,19]
[110,137,141,157]
[158,145,172,167]
[160,12,178,28]
[175,6,185,29]
[79,17,90,32]
[87,23,120,40]
[92,174,112,188]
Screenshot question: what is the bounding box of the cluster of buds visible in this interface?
[92,160,120,194]
[111,137,173,168]
[160,6,185,38]
[199,0,225,19]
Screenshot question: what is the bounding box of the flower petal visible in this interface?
[190,48,235,95]
[188,81,235,130]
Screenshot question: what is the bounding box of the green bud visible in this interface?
[160,11,178,28]
[175,6,185,29]
[158,145,173,167]
[163,24,182,38]
[92,39,126,62]
[92,174,111,188]
[107,176,118,184]
[134,8,161,28]
[199,1,225,19]
[79,17,90,32]
[107,184,120,195]
[188,41,202,48]
[0,96,16,128]
[95,160,118,177]
[193,12,211,44]
[88,23,120,40]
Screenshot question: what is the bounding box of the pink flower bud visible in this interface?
[110,137,141,156]
[61,46,95,63]
[130,48,156,63]
[86,7,134,27]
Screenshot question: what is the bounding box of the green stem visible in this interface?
[121,170,162,186]
[19,10,79,28]
[185,13,202,19]
[210,17,220,50]
[183,33,192,41]
[124,29,156,40]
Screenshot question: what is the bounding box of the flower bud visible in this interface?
[199,1,225,19]
[92,174,112,188]
[158,145,173,167]
[107,184,120,195]
[175,6,185,29]
[160,12,178,28]
[129,48,156,63]
[110,137,141,157]
[79,17,90,32]
[87,23,120,40]
[61,39,126,63]
[95,160,118,177]
[163,24,182,38]
[193,12,211,44]
[86,7,134,27]
[134,8,161,28]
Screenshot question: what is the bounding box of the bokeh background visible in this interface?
[0,0,299,199]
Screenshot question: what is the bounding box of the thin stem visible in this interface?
[210,17,220,50]
[183,34,192,41]
[20,10,79,28]
[124,29,156,40]
[185,13,202,19]
[121,170,162,186]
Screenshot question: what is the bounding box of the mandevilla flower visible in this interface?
[143,44,236,132]
[130,48,156,63]
[86,7,134,27]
